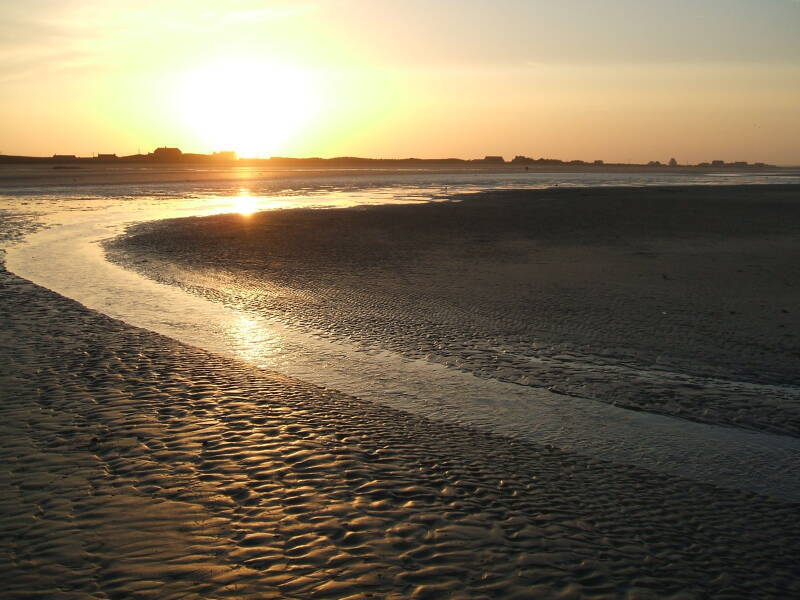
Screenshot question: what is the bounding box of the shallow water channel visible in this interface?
[4,179,800,501]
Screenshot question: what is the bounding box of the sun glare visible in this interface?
[234,189,258,216]
[174,57,319,157]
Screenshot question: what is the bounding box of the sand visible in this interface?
[3,264,800,599]
[0,164,343,188]
[0,164,547,189]
[3,184,800,598]
[107,185,800,437]
[5,164,795,190]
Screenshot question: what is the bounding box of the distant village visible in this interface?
[0,147,775,169]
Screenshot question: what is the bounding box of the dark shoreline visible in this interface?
[107,184,800,437]
[1,161,798,189]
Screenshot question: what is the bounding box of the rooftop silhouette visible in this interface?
[0,149,779,170]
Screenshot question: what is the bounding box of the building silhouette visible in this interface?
[151,147,183,161]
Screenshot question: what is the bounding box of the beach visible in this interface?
[5,0,800,595]
[3,163,795,190]
[3,265,800,599]
[108,185,800,436]
[2,180,800,598]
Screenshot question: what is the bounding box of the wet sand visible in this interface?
[3,183,800,598]
[3,264,800,599]
[5,163,795,189]
[0,164,566,189]
[0,164,366,188]
[108,185,800,437]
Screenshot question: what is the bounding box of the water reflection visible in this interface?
[227,314,283,365]
[218,189,310,217]
[5,173,800,500]
[234,189,257,216]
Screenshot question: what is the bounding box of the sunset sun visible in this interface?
[174,57,319,158]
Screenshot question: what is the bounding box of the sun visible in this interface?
[174,57,319,157]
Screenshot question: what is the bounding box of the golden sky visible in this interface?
[1,0,799,164]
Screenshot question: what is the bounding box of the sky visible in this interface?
[1,0,799,163]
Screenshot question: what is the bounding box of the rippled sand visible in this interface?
[4,184,800,598]
[3,265,800,599]
[107,185,800,437]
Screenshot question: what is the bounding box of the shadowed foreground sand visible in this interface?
[2,265,800,599]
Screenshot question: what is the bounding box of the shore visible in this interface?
[3,182,800,598]
[108,185,800,437]
[1,163,798,189]
[2,264,800,599]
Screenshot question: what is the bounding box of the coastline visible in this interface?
[2,180,800,597]
[7,181,800,499]
[1,162,798,190]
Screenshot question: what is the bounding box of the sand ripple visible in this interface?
[2,266,800,598]
[107,186,800,437]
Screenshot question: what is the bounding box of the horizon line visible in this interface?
[0,149,792,169]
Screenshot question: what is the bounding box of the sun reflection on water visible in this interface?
[212,189,306,217]
[234,189,258,216]
[227,314,283,366]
